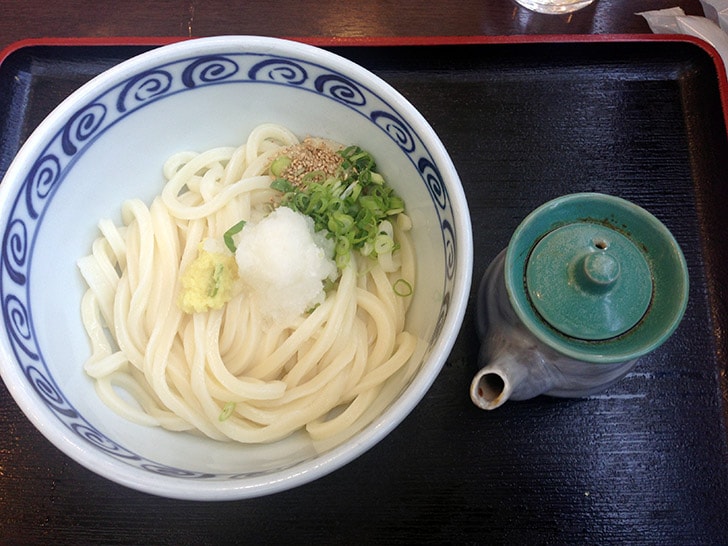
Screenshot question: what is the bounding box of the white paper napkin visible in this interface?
[637,5,728,75]
[700,0,728,30]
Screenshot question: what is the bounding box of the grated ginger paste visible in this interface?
[177,207,336,323]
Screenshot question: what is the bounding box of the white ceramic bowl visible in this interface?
[0,36,472,500]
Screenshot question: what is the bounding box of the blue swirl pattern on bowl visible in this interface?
[0,51,457,480]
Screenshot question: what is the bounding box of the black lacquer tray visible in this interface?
[1,36,727,544]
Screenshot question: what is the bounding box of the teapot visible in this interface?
[470,193,688,410]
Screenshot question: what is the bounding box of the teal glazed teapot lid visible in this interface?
[505,193,689,363]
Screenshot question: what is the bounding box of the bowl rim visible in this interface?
[0,35,473,500]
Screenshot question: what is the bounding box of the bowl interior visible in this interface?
[0,36,471,499]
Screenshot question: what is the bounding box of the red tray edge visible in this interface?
[1,34,726,129]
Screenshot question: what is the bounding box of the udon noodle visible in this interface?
[78,123,418,443]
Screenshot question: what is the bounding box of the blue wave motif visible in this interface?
[116,69,173,113]
[248,58,308,85]
[315,74,366,106]
[432,291,451,344]
[71,423,143,460]
[371,111,415,153]
[2,219,28,285]
[182,55,239,88]
[3,295,38,360]
[61,103,107,155]
[26,365,77,417]
[418,156,448,210]
[23,154,60,219]
[441,219,456,280]
[142,463,216,479]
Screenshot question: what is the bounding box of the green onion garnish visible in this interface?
[393,278,413,297]
[270,145,404,269]
[270,155,292,177]
[223,220,247,253]
[208,263,224,297]
[271,178,295,193]
[219,401,236,421]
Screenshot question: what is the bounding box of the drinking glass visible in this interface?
[514,0,595,14]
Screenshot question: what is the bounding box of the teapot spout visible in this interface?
[470,368,511,410]
[470,349,561,410]
[471,249,557,410]
[470,355,528,410]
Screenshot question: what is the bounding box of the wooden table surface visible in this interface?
[0,0,707,50]
[1,1,725,544]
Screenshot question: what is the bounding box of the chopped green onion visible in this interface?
[340,181,358,200]
[393,278,413,297]
[208,263,224,297]
[374,234,395,255]
[269,145,406,269]
[271,178,294,193]
[335,237,351,256]
[223,220,247,253]
[370,172,385,185]
[270,155,292,177]
[301,170,327,185]
[335,251,350,269]
[328,211,355,234]
[219,401,236,421]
